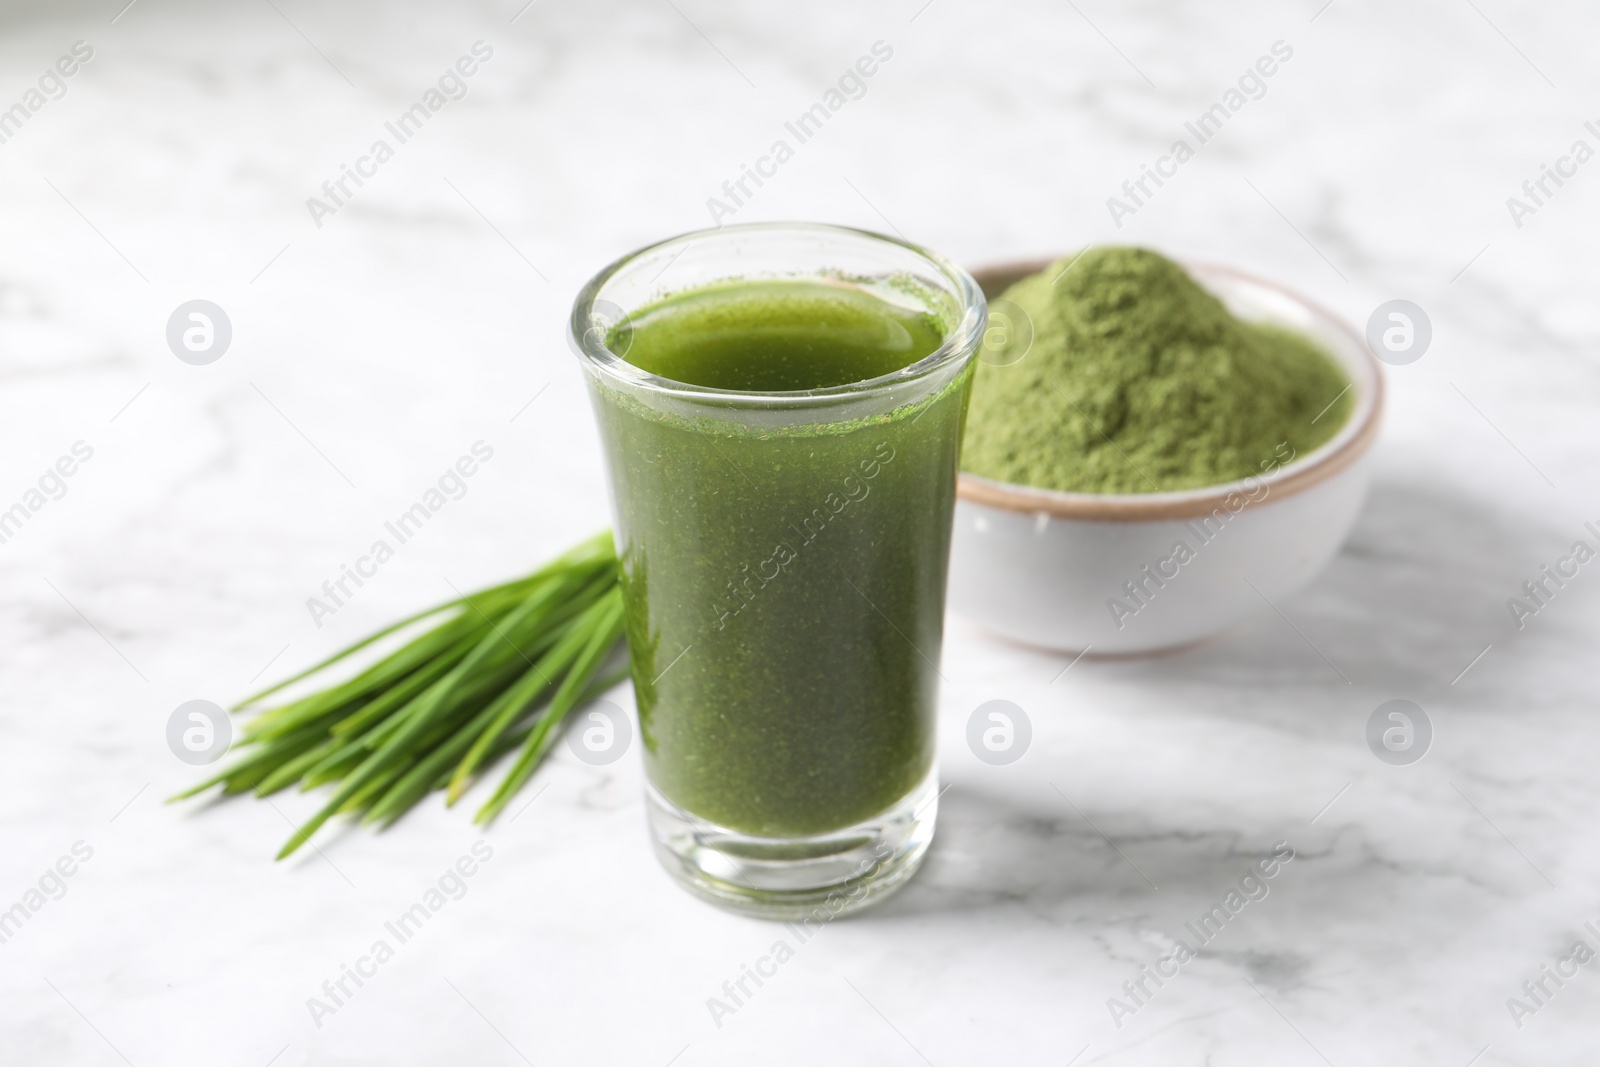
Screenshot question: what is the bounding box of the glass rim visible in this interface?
[568,221,987,405]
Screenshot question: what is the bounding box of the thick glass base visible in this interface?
[645,770,938,921]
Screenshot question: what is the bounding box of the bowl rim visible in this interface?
[957,257,1385,522]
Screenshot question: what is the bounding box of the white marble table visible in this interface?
[3,1,1597,1063]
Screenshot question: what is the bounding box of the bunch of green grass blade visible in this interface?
[172,532,628,859]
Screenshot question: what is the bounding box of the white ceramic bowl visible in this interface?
[948,259,1384,655]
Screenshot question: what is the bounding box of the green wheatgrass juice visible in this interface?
[590,278,969,837]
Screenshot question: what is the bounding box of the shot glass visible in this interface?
[570,222,985,919]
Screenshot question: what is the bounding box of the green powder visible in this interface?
[961,247,1354,494]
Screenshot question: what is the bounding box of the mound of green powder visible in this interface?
[961,247,1354,494]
